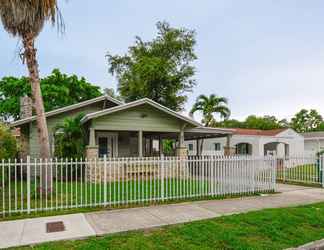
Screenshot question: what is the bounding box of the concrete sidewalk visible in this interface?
[1,184,324,249]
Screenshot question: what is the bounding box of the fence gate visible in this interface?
[276,155,324,186]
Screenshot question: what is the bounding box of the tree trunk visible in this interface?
[22,33,51,191]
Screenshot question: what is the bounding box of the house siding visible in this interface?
[91,104,185,132]
[28,103,105,158]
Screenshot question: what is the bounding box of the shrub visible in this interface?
[0,123,18,186]
[0,123,18,160]
[54,113,85,159]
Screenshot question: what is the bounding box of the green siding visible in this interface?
[29,103,103,158]
[92,104,185,132]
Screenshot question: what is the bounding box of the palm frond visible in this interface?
[0,0,64,38]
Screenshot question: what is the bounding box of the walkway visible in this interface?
[1,184,324,249]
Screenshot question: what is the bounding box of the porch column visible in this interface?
[138,130,143,157]
[224,135,234,156]
[86,128,98,159]
[89,128,96,146]
[176,127,187,157]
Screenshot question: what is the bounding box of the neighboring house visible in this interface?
[302,132,324,156]
[11,95,232,159]
[185,128,304,157]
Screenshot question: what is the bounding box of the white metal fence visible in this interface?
[0,156,276,217]
[276,155,324,186]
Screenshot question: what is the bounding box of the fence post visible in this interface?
[161,155,164,200]
[273,156,277,191]
[27,156,31,214]
[104,155,107,206]
[282,157,286,183]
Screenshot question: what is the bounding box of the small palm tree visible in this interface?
[54,114,86,159]
[190,94,230,126]
[190,94,231,153]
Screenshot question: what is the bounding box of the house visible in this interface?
[185,128,304,157]
[11,95,232,159]
[302,132,324,156]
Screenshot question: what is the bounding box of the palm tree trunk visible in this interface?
[22,32,51,191]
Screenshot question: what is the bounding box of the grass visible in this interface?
[277,164,322,184]
[12,202,324,250]
[0,179,211,217]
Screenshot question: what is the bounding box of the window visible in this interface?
[236,143,252,155]
[98,137,108,158]
[188,143,194,151]
[214,143,221,151]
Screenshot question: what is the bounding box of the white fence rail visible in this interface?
[276,155,324,186]
[0,156,276,217]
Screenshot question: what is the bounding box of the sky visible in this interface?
[1,0,324,121]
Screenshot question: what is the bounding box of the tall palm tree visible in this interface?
[0,0,63,188]
[190,94,231,154]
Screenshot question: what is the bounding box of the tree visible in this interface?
[54,114,85,159]
[0,1,64,162]
[0,123,18,160]
[107,21,197,111]
[0,69,102,121]
[190,94,230,126]
[212,119,243,128]
[190,94,230,153]
[244,115,282,130]
[0,1,65,191]
[291,109,324,133]
[214,115,287,130]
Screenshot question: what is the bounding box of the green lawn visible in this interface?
[12,202,324,250]
[1,179,212,216]
[277,164,321,184]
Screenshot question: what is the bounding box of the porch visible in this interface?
[85,127,233,158]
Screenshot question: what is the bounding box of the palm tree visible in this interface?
[190,94,231,154]
[0,0,63,188]
[54,114,86,159]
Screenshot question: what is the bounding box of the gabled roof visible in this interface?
[10,95,123,127]
[81,98,202,127]
[232,128,288,136]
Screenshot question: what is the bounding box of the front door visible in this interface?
[98,135,115,158]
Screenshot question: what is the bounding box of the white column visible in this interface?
[179,129,185,147]
[89,128,96,146]
[138,130,143,157]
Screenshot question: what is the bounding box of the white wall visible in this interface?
[185,128,305,157]
[304,139,324,156]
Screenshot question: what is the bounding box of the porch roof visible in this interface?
[184,127,234,140]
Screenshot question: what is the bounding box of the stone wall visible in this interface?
[86,158,190,183]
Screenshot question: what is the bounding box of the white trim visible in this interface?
[81,98,202,127]
[10,95,123,127]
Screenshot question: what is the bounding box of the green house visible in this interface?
[11,96,232,159]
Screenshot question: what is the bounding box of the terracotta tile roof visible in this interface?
[233,128,288,136]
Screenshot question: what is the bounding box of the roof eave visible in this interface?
[10,95,123,127]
